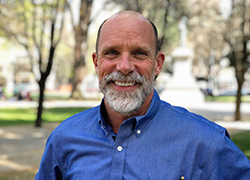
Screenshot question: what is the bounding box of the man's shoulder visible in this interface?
[159,100,227,136]
[51,106,100,136]
[65,105,99,122]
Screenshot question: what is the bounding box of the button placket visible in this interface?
[110,120,133,180]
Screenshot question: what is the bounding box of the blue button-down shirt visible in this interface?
[36,90,250,179]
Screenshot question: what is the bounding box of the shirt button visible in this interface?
[137,130,141,134]
[117,146,123,151]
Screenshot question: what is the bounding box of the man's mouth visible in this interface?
[114,81,136,87]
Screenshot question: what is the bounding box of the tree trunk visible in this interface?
[35,78,46,127]
[70,31,86,99]
[235,76,244,121]
[70,0,93,99]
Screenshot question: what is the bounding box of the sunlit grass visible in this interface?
[205,95,250,102]
[0,107,88,126]
[242,95,250,102]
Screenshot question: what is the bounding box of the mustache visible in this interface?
[104,71,145,84]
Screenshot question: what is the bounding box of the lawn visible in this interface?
[231,131,250,159]
[205,95,250,102]
[0,107,88,126]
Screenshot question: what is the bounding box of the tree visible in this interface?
[0,0,68,127]
[180,0,250,121]
[69,0,93,99]
[187,0,225,69]
[223,0,250,120]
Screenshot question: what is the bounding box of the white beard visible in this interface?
[99,71,155,116]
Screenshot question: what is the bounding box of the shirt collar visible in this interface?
[98,89,161,135]
[134,89,161,125]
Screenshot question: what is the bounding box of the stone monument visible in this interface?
[160,16,204,107]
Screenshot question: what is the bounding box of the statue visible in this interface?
[178,16,188,47]
[160,15,204,107]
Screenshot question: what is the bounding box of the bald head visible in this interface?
[95,11,159,56]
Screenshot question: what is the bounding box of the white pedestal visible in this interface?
[160,47,204,107]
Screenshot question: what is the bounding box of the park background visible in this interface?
[0,0,250,179]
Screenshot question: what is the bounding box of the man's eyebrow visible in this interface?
[100,46,118,54]
[100,44,152,54]
[133,46,153,55]
[133,47,149,52]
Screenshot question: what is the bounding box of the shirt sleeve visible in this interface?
[35,133,63,180]
[206,129,250,179]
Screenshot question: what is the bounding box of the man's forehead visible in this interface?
[105,12,150,27]
[100,39,151,52]
[95,10,158,55]
[99,28,154,54]
[99,12,154,42]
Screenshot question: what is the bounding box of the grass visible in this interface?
[30,91,71,100]
[205,95,250,102]
[0,107,88,126]
[231,131,250,159]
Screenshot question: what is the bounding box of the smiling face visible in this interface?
[92,11,164,116]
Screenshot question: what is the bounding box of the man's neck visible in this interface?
[103,91,154,134]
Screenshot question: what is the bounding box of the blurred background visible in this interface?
[0,0,250,179]
[0,0,250,123]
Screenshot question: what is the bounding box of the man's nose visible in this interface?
[116,54,135,74]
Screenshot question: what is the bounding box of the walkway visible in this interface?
[0,123,59,179]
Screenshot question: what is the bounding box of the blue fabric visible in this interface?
[36,90,250,180]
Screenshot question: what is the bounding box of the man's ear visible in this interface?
[155,52,165,77]
[92,52,98,73]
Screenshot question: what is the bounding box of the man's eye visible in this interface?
[105,50,119,55]
[133,51,147,56]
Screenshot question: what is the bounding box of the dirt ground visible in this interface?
[0,123,59,180]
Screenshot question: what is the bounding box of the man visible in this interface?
[36,11,250,179]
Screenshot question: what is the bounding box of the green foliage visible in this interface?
[0,107,88,126]
[0,0,67,55]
